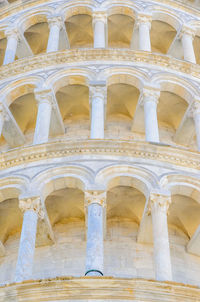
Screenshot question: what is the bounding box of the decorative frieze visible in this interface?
[0,140,199,170]
[0,50,199,83]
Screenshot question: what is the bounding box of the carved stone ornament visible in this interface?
[89,83,107,104]
[34,89,55,107]
[93,11,107,24]
[180,25,196,40]
[85,191,106,207]
[19,197,45,219]
[48,15,64,29]
[5,28,20,41]
[148,193,171,215]
[191,100,200,117]
[136,13,152,29]
[142,86,160,104]
[0,103,9,122]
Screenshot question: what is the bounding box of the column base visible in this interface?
[85,269,103,276]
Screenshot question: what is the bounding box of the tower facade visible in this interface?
[0,0,199,301]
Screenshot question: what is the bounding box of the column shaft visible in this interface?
[85,203,104,276]
[47,17,63,53]
[181,33,196,63]
[3,33,18,65]
[144,96,159,143]
[15,210,38,282]
[151,194,172,281]
[94,20,106,48]
[0,110,4,136]
[47,23,61,53]
[33,98,52,145]
[90,83,106,139]
[139,22,151,51]
[91,96,104,139]
[194,112,200,151]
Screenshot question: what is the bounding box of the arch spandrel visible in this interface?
[160,173,200,203]
[32,165,95,201]
[17,9,52,33]
[45,69,93,94]
[96,165,158,198]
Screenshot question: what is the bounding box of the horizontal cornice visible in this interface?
[0,0,199,21]
[0,139,199,171]
[0,49,200,83]
[0,277,199,301]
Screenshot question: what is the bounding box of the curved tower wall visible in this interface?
[0,0,199,301]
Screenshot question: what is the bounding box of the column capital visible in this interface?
[180,25,196,40]
[34,88,55,107]
[149,191,171,214]
[89,81,107,104]
[47,15,64,29]
[93,11,107,24]
[136,13,152,29]
[19,196,45,219]
[5,27,20,40]
[85,191,106,207]
[142,85,160,104]
[191,99,200,117]
[0,103,9,121]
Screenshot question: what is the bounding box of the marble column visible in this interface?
[150,192,172,281]
[93,12,107,48]
[137,14,152,51]
[3,28,19,65]
[0,104,6,137]
[85,191,106,276]
[192,100,200,151]
[15,197,44,282]
[47,16,63,53]
[33,89,53,145]
[180,26,196,63]
[143,87,160,143]
[90,81,106,139]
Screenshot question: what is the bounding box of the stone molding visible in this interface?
[0,49,199,84]
[19,196,44,219]
[1,277,200,301]
[85,191,106,207]
[0,140,199,171]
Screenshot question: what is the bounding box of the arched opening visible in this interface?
[106,76,140,139]
[150,19,177,54]
[24,16,49,55]
[108,13,135,48]
[65,13,93,48]
[8,84,37,139]
[54,76,90,138]
[105,176,153,279]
